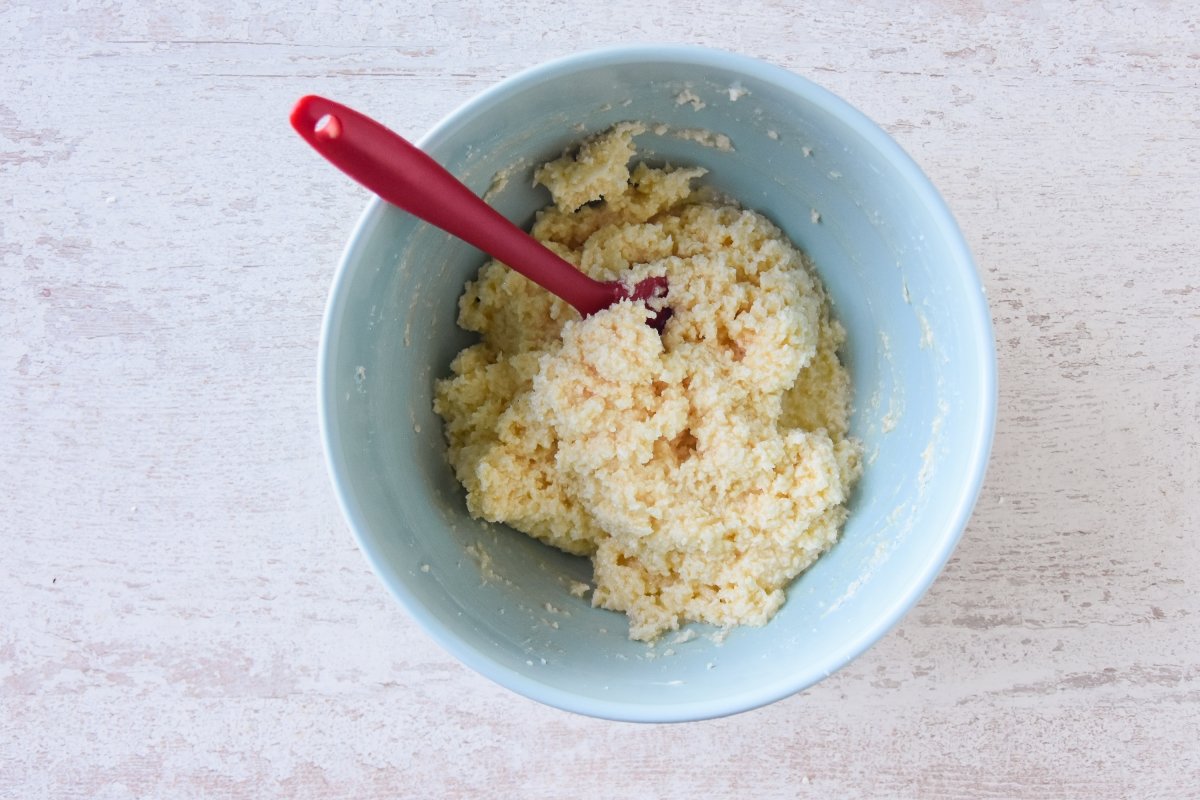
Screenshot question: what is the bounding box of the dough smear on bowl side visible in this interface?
[434,123,861,641]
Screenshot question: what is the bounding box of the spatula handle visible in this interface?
[290,95,617,316]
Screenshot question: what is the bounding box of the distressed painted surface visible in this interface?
[2,1,1198,797]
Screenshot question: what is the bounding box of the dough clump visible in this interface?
[434,123,860,640]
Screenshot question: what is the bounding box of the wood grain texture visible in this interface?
[2,0,1198,797]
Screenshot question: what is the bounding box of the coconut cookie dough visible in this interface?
[434,123,860,641]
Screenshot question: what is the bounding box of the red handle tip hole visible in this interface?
[314,113,341,141]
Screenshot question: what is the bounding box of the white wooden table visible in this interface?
[4,2,1197,796]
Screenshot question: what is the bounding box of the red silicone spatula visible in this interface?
[290,95,670,330]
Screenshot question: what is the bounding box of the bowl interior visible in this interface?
[320,48,994,721]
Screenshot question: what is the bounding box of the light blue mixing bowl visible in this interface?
[317,45,996,721]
